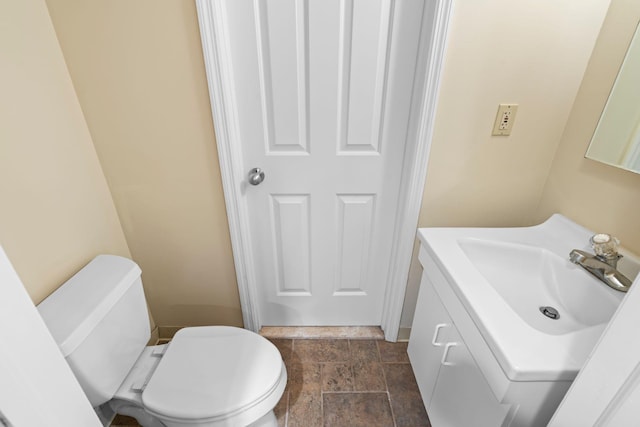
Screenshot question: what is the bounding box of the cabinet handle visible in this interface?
[431,323,449,347]
[441,342,458,366]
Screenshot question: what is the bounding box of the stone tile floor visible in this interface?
[111,339,430,427]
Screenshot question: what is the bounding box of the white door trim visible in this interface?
[195,0,454,340]
[196,1,261,331]
[380,0,453,341]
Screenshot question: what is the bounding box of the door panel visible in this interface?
[257,0,308,153]
[270,194,311,295]
[335,194,376,295]
[338,0,390,153]
[217,0,427,325]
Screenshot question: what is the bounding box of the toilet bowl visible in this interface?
[37,255,286,427]
[110,327,287,427]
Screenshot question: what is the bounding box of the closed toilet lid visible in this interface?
[142,326,283,422]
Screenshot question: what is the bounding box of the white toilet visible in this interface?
[38,255,287,427]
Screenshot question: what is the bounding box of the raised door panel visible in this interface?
[270,194,312,295]
[334,194,376,295]
[255,0,309,154]
[337,0,392,154]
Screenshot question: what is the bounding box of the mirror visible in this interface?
[586,22,640,174]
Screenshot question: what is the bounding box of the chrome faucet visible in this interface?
[569,234,632,292]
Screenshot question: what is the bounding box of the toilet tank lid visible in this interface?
[38,255,142,357]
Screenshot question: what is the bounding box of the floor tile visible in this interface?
[323,393,394,427]
[269,338,293,363]
[377,340,410,363]
[322,363,354,392]
[293,339,350,363]
[389,390,431,427]
[110,415,139,426]
[274,390,288,427]
[349,339,380,361]
[289,391,323,427]
[383,363,421,394]
[383,363,430,427]
[287,362,322,395]
[353,361,386,391]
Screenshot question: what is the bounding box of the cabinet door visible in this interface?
[429,325,510,427]
[408,274,453,408]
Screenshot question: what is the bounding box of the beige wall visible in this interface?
[0,0,130,304]
[419,0,610,229]
[37,0,633,333]
[535,0,640,255]
[45,0,243,330]
[401,0,611,327]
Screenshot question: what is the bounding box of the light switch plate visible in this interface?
[492,104,518,136]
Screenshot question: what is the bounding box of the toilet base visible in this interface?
[247,411,278,427]
[108,400,165,427]
[159,410,278,427]
[109,406,277,427]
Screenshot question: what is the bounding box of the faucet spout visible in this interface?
[569,249,632,292]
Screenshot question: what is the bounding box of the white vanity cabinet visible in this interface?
[408,270,509,426]
[407,272,452,407]
[409,243,574,427]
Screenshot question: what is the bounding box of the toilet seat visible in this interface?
[141,326,286,425]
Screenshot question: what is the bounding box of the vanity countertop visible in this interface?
[417,214,633,381]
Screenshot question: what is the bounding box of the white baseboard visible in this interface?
[397,327,412,342]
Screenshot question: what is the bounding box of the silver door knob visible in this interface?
[248,167,265,185]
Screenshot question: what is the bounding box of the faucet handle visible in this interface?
[590,233,620,259]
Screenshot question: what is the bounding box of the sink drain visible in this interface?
[539,306,560,320]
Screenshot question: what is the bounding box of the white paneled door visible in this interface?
[200,0,437,326]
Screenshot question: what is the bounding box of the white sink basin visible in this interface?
[418,214,631,381]
[458,238,621,335]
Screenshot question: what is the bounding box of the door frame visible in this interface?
[195,0,453,341]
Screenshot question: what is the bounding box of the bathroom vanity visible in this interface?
[408,215,628,426]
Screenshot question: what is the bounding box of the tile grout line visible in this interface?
[320,384,324,427]
[286,339,293,427]
[387,390,398,427]
[321,390,392,394]
[320,363,324,427]
[377,340,399,427]
[284,390,289,427]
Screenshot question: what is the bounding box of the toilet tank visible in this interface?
[38,255,151,408]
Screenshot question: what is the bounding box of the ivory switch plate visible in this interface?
[492,104,518,136]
